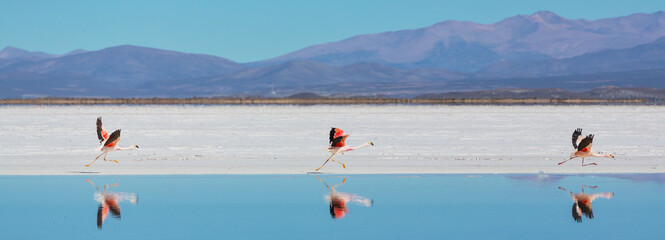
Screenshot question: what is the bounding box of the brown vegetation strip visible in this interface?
[0,98,647,105]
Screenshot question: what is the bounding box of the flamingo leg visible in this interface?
[582,185,597,190]
[333,178,346,188]
[316,177,331,190]
[103,153,119,163]
[315,153,336,171]
[581,158,597,166]
[557,157,575,165]
[317,177,346,190]
[86,179,99,190]
[558,186,570,193]
[331,158,346,168]
[86,152,106,167]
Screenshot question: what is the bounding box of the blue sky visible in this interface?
[1,0,664,63]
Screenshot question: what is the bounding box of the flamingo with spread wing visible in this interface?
[85,117,139,167]
[315,128,374,171]
[558,128,614,166]
[86,180,138,229]
[558,185,613,222]
[317,177,373,219]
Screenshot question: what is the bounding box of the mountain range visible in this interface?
[1,11,665,98]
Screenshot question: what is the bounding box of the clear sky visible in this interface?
[1,0,664,63]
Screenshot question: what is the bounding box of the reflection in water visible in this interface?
[86,180,138,229]
[507,172,569,183]
[509,173,665,184]
[509,172,640,184]
[317,177,373,219]
[609,173,665,184]
[558,185,613,223]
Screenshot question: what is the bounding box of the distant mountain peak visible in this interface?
[99,44,161,52]
[497,10,568,26]
[0,46,29,59]
[260,11,665,72]
[531,10,558,18]
[64,49,88,56]
[1,46,22,51]
[530,10,566,23]
[0,46,54,59]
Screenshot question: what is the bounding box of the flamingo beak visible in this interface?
[135,145,140,148]
[370,142,374,146]
[610,154,614,158]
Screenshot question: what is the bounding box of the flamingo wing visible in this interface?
[104,130,121,148]
[329,199,348,219]
[576,200,594,219]
[97,117,109,143]
[329,128,345,145]
[97,204,107,229]
[572,128,583,149]
[331,135,349,148]
[572,202,582,222]
[577,134,594,152]
[106,198,121,219]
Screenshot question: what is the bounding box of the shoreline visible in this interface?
[0,97,647,105]
[2,166,663,175]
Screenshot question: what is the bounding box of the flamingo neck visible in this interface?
[116,145,138,151]
[591,152,613,158]
[348,142,373,151]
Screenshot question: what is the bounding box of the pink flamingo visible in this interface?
[558,128,614,166]
[558,185,613,222]
[86,180,138,229]
[86,117,139,167]
[315,128,374,171]
[317,177,373,219]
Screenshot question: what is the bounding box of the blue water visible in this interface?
[2,174,665,239]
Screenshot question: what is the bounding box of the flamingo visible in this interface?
[315,127,374,171]
[317,177,373,219]
[86,180,138,229]
[558,128,614,166]
[86,117,139,167]
[558,185,613,222]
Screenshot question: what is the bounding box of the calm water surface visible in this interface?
[1,174,664,239]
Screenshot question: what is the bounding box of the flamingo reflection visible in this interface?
[317,177,373,219]
[86,180,138,229]
[558,185,613,223]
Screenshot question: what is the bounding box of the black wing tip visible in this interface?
[96,117,105,142]
[572,203,582,222]
[97,205,103,229]
[572,128,583,148]
[329,128,338,143]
